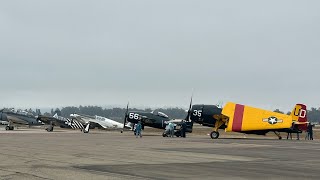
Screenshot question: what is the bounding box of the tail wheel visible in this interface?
[273,131,282,140]
[46,126,53,132]
[210,131,219,139]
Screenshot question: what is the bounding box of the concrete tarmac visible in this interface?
[0,128,319,180]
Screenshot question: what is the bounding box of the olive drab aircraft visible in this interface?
[122,102,194,137]
[190,103,308,139]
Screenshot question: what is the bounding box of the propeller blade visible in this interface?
[122,102,129,133]
[185,95,193,121]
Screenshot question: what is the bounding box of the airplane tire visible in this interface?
[162,132,167,137]
[210,131,219,139]
[279,136,282,140]
[6,126,14,131]
[46,127,53,132]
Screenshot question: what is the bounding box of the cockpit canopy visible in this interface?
[6,108,34,117]
[151,110,169,118]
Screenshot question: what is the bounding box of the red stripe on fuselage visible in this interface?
[232,104,245,132]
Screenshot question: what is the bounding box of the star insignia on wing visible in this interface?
[268,117,278,124]
[263,116,283,125]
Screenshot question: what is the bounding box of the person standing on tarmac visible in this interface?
[294,124,300,140]
[308,123,314,140]
[135,121,142,138]
[287,123,294,140]
[305,125,310,140]
[180,120,187,138]
[168,122,175,137]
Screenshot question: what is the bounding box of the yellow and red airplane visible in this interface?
[191,103,308,139]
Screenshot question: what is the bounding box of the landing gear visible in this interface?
[209,114,228,139]
[46,122,54,132]
[162,130,180,137]
[6,120,14,130]
[210,131,219,139]
[46,125,54,132]
[175,131,181,137]
[83,123,90,133]
[5,126,14,130]
[274,131,282,140]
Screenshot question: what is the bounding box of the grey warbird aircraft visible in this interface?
[122,101,194,137]
[0,108,43,130]
[37,113,84,132]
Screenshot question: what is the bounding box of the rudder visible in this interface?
[290,104,308,131]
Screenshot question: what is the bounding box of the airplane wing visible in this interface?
[71,114,111,129]
[4,112,40,125]
[71,114,131,130]
[222,102,292,132]
[70,114,88,124]
[166,119,183,124]
[38,114,83,129]
[95,115,119,128]
[5,114,29,125]
[37,115,57,124]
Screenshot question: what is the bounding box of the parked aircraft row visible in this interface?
[0,100,309,140]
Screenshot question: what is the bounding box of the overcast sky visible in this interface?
[0,0,320,112]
